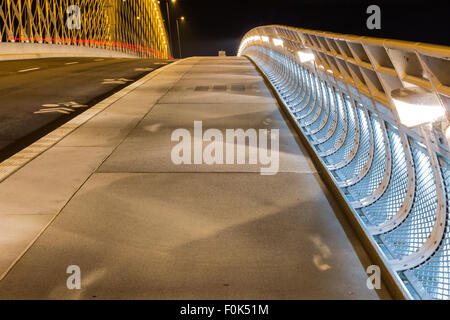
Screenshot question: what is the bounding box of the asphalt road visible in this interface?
[0,57,173,162]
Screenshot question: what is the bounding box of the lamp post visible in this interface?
[165,0,176,57]
[176,16,185,59]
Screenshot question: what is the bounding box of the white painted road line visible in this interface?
[65,62,79,65]
[135,67,154,71]
[102,78,134,85]
[18,67,40,73]
[34,102,89,115]
[34,109,72,115]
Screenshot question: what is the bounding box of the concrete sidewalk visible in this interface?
[0,57,390,299]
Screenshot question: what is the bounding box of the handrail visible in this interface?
[0,0,172,59]
[239,25,450,300]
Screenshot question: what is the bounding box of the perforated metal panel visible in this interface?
[408,158,450,300]
[381,144,438,258]
[346,115,386,199]
[360,126,409,226]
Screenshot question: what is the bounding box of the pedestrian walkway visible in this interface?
[0,57,390,299]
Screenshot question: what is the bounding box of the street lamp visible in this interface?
[176,16,185,59]
[165,0,176,57]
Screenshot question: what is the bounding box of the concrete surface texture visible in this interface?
[0,57,391,299]
[0,43,138,61]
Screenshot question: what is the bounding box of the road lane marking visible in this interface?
[65,62,79,65]
[135,67,154,71]
[64,101,88,108]
[34,101,88,115]
[18,67,40,73]
[34,108,72,115]
[102,78,134,85]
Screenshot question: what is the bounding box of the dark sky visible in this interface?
[162,0,450,58]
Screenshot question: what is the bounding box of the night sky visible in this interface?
[161,0,450,58]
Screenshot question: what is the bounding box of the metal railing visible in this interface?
[238,25,450,300]
[0,0,172,59]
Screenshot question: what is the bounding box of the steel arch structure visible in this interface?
[238,25,450,300]
[0,0,171,59]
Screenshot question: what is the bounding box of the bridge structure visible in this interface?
[0,0,171,59]
[0,3,449,301]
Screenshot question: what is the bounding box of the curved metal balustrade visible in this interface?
[238,25,450,300]
[0,0,171,59]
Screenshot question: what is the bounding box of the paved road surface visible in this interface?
[0,57,172,161]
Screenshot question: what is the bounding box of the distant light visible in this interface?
[327,69,333,74]
[391,87,445,128]
[261,36,269,43]
[297,49,315,63]
[273,38,283,47]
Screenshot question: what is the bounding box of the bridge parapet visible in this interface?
[239,25,450,300]
[0,0,171,59]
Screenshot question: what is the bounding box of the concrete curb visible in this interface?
[0,43,138,61]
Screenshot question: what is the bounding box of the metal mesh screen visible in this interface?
[381,145,438,258]
[410,158,450,300]
[361,126,409,226]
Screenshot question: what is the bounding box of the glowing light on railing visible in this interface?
[262,36,269,42]
[327,69,333,74]
[238,35,265,56]
[245,36,261,43]
[273,38,284,47]
[297,50,315,63]
[391,87,445,128]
